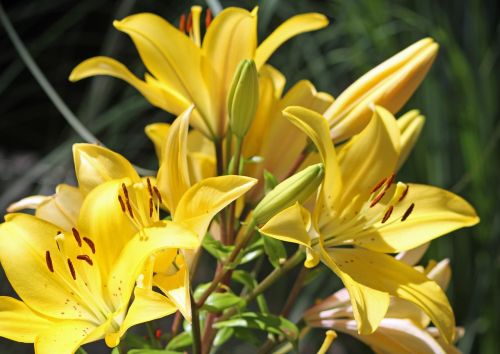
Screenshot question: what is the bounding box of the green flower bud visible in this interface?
[228,59,259,139]
[253,163,324,225]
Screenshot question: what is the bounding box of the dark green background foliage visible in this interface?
[0,0,498,353]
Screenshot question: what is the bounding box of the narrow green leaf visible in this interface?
[263,170,279,195]
[166,331,192,351]
[262,235,287,268]
[202,233,233,261]
[203,292,246,312]
[213,327,235,347]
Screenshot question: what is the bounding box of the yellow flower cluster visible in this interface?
[0,5,478,354]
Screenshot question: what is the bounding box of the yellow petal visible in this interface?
[115,287,177,339]
[174,176,257,239]
[0,296,52,343]
[324,38,438,142]
[7,195,49,213]
[154,256,191,321]
[145,122,170,160]
[73,144,140,194]
[396,109,425,170]
[0,214,97,321]
[69,56,187,113]
[188,152,216,183]
[327,248,455,342]
[35,320,98,354]
[108,221,198,308]
[77,179,137,279]
[36,184,84,231]
[336,105,400,208]
[352,184,479,253]
[259,203,312,248]
[320,247,389,335]
[157,106,193,213]
[202,7,257,135]
[255,13,328,69]
[283,106,342,210]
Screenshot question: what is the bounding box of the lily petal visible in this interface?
[73,144,140,194]
[36,184,84,231]
[396,110,425,170]
[145,123,170,160]
[0,296,52,343]
[327,248,455,342]
[69,57,186,113]
[7,195,49,213]
[352,184,479,253]
[174,175,257,239]
[35,320,98,354]
[157,106,193,213]
[255,13,328,69]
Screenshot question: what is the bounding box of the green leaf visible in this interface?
[232,270,269,313]
[128,350,183,354]
[111,349,120,354]
[214,312,299,341]
[213,327,235,347]
[76,348,88,354]
[193,282,212,302]
[166,331,192,350]
[262,234,287,268]
[263,170,279,194]
[234,327,262,346]
[202,233,234,261]
[203,292,246,312]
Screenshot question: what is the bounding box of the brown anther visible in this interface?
[83,237,96,254]
[401,203,415,221]
[146,178,153,197]
[126,199,134,219]
[179,13,186,33]
[187,12,193,33]
[153,186,163,204]
[149,197,153,218]
[121,183,129,200]
[370,191,385,208]
[67,259,76,280]
[384,173,395,191]
[45,251,54,272]
[77,255,93,266]
[398,185,410,202]
[205,8,212,28]
[381,205,394,224]
[118,195,126,212]
[72,228,82,247]
[370,177,387,194]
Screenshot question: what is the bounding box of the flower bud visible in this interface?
[228,59,259,139]
[253,163,324,225]
[324,37,438,143]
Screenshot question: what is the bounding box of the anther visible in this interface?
[384,173,395,190]
[370,177,387,194]
[72,228,82,247]
[77,255,93,266]
[205,8,212,28]
[45,251,54,272]
[153,186,163,204]
[83,237,96,254]
[381,205,393,224]
[398,185,409,202]
[149,197,153,218]
[118,195,126,212]
[370,191,385,208]
[121,183,129,200]
[401,203,415,221]
[126,199,134,219]
[179,14,186,33]
[146,178,153,197]
[187,12,193,33]
[67,259,76,280]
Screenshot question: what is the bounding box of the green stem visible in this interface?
[191,291,202,354]
[227,137,243,244]
[197,218,257,307]
[280,266,307,317]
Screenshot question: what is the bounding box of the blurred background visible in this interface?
[0,0,498,353]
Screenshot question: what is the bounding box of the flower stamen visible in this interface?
[77,255,94,266]
[45,251,54,272]
[67,259,77,280]
[72,227,82,247]
[401,203,415,221]
[83,237,96,254]
[381,205,393,224]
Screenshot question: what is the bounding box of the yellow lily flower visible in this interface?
[324,38,438,143]
[69,6,328,140]
[0,202,198,353]
[305,259,463,354]
[259,105,479,340]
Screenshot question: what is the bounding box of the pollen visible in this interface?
[72,228,82,247]
[384,173,395,191]
[205,8,212,28]
[45,251,54,272]
[118,195,126,212]
[77,255,93,266]
[67,259,77,280]
[153,186,163,204]
[83,237,96,254]
[146,177,153,197]
[370,177,387,194]
[187,12,193,33]
[370,191,385,208]
[149,197,153,218]
[381,205,393,224]
[179,13,186,33]
[401,203,415,221]
[121,183,129,199]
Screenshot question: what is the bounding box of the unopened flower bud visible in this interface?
[253,163,324,225]
[228,59,259,139]
[324,37,438,143]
